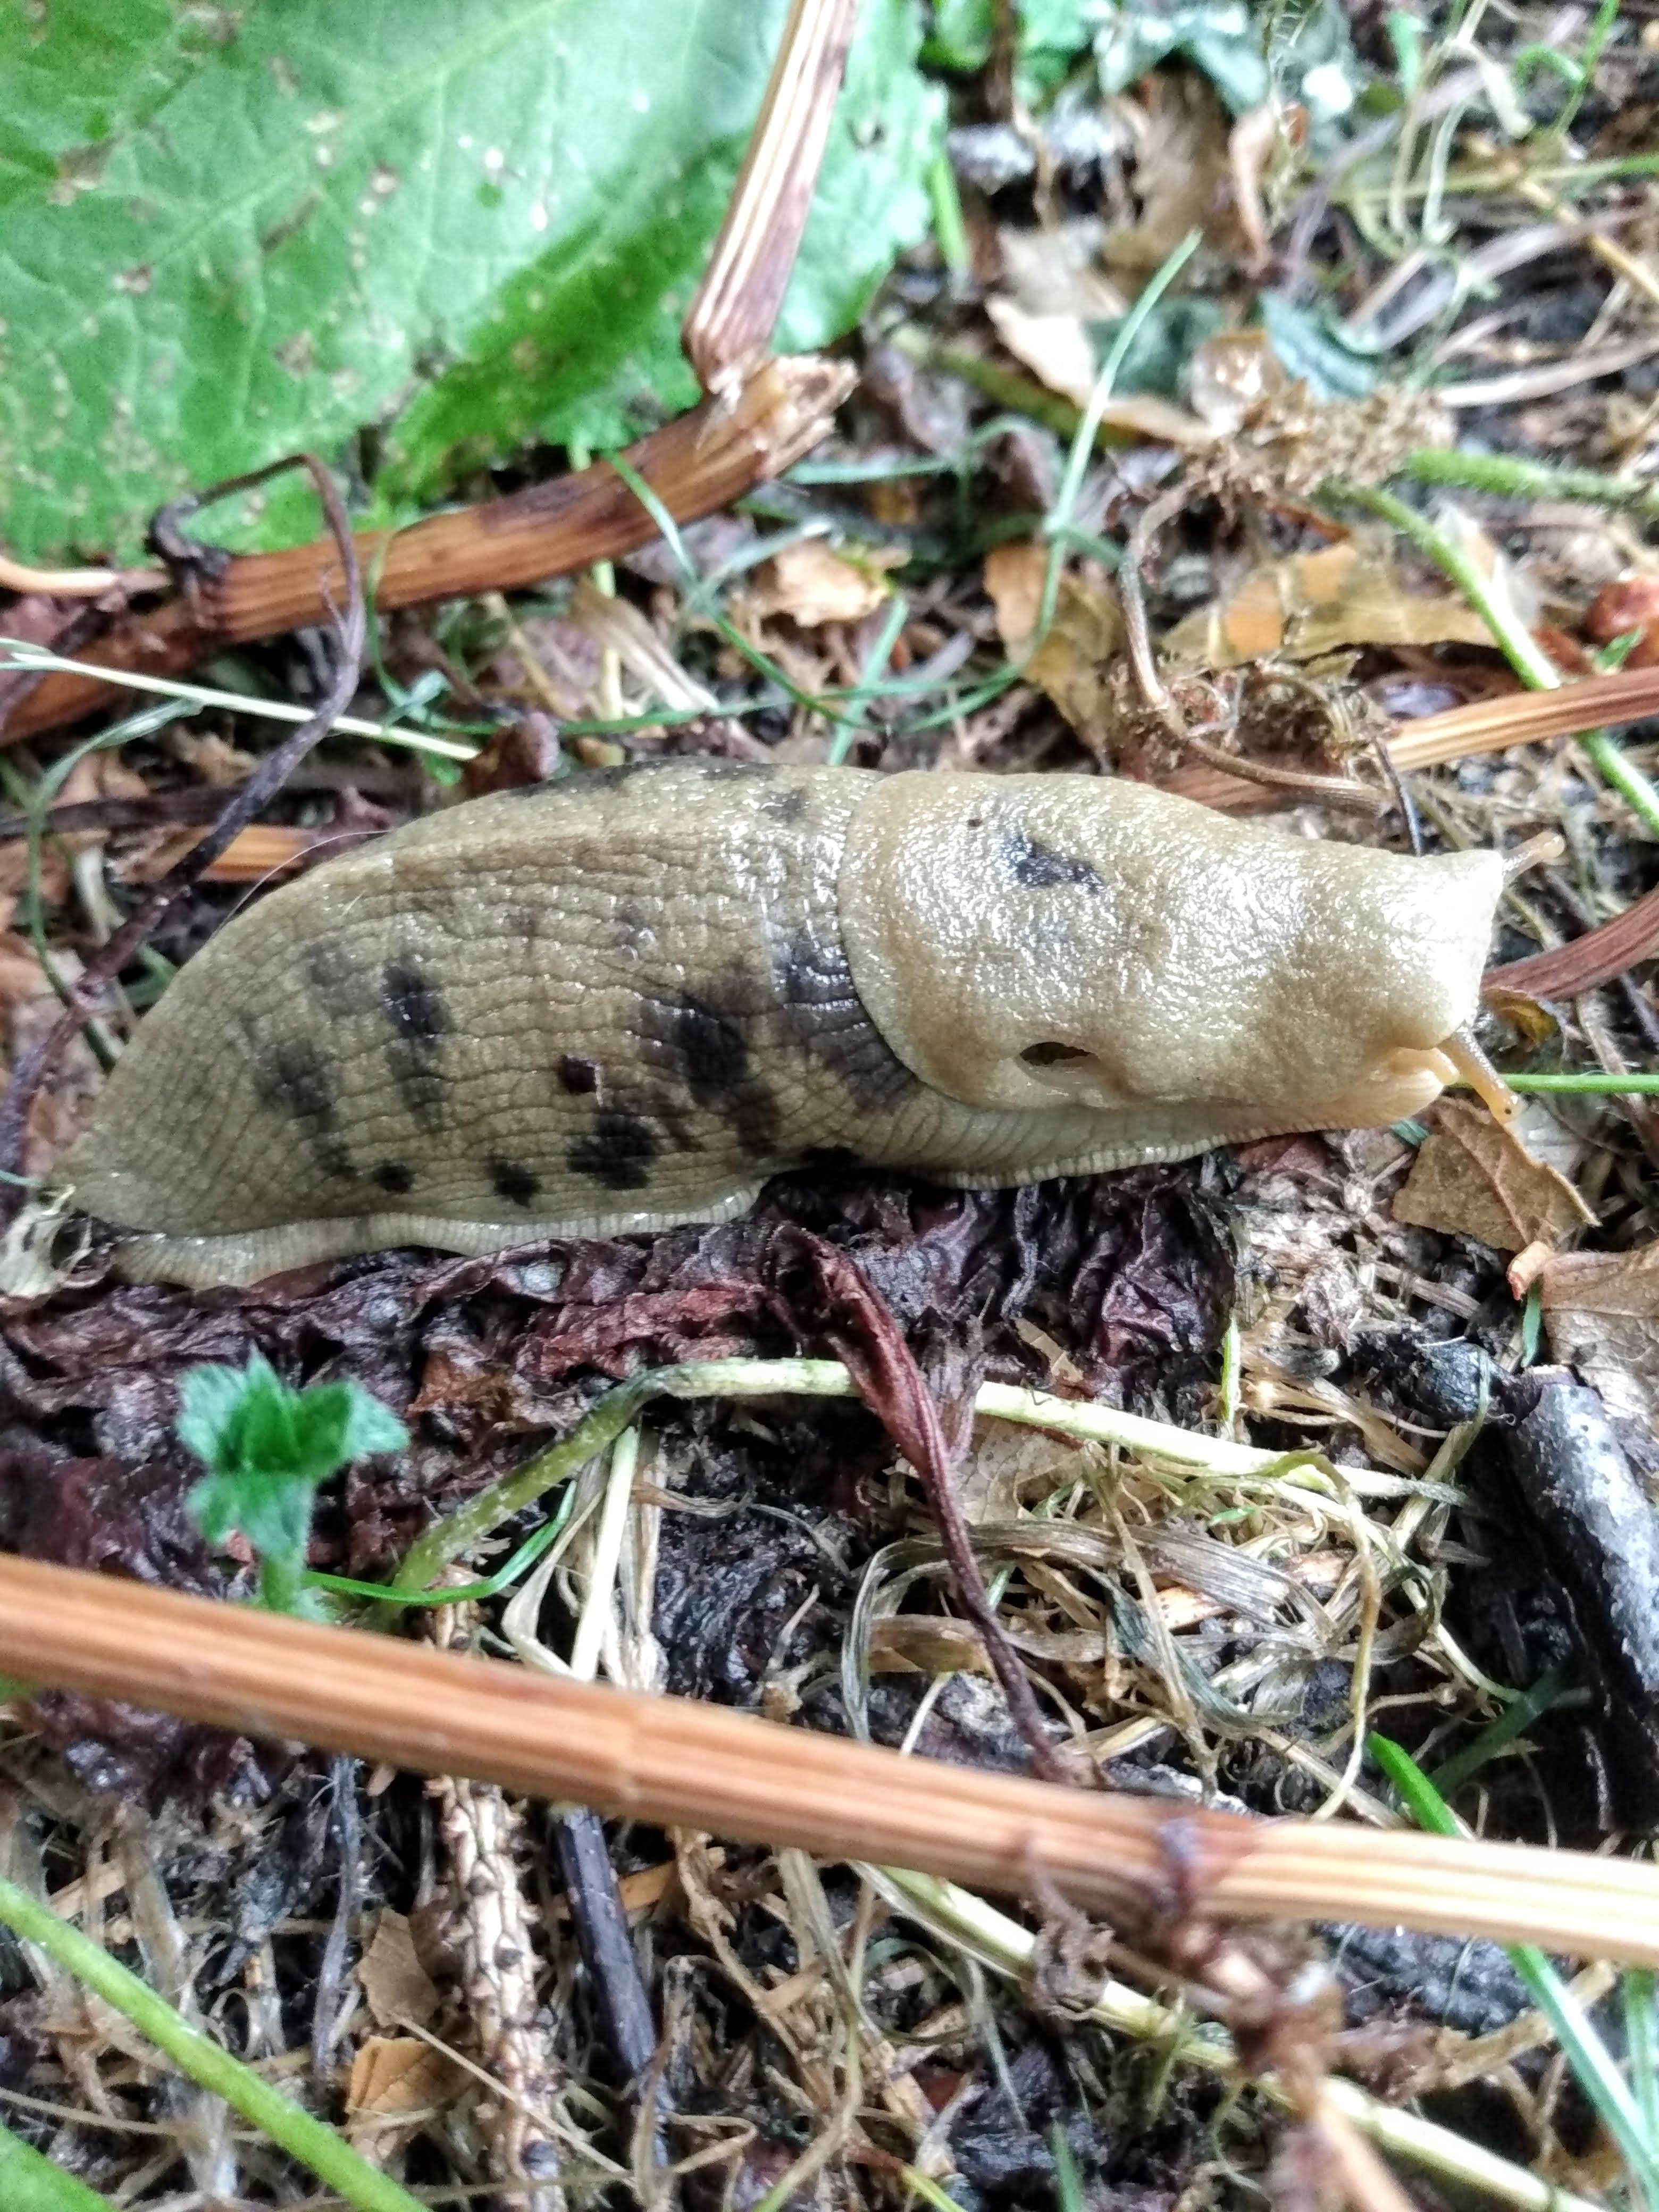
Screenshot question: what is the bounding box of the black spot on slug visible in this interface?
[373,1160,415,1195]
[761,783,812,824]
[380,957,450,1132]
[558,1054,599,1095]
[489,1159,542,1209]
[381,958,447,1046]
[660,993,781,1161]
[304,937,367,1016]
[1000,831,1103,892]
[1021,1041,1089,1067]
[668,998,748,1094]
[566,1109,660,1191]
[252,1037,355,1182]
[254,1036,336,1125]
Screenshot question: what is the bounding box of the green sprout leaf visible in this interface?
[179,1354,405,1614]
[0,0,943,561]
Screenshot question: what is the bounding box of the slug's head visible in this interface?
[841,773,1505,1141]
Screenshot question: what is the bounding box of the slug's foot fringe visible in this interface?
[102,1182,770,1290]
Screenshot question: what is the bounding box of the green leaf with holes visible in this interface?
[0,0,943,563]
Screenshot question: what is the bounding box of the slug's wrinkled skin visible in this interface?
[64,761,1504,1288]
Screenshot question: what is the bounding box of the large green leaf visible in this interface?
[0,0,943,562]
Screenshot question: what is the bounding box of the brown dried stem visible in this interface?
[681,0,862,398]
[1164,661,1659,812]
[0,359,852,746]
[0,1553,1655,1965]
[773,1228,1071,1786]
[1486,881,1659,1000]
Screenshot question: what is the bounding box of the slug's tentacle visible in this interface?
[62,761,1507,1289]
[1442,1025,1520,1125]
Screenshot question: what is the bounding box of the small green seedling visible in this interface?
[178,1354,406,1617]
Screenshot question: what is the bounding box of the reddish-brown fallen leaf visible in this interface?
[1586,574,1659,668]
[1392,1099,1594,1254]
[1540,1241,1659,1430]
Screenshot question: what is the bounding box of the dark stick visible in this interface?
[554,1807,661,2085]
[769,1229,1073,1786]
[554,1804,672,2180]
[0,453,365,1219]
[312,1755,363,2078]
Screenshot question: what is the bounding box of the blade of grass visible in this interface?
[604,450,852,730]
[927,149,971,279]
[1425,1665,1569,1796]
[1477,1073,1659,1095]
[1371,1735,1659,2209]
[0,2117,119,2211]
[1630,1971,1659,2148]
[825,591,909,765]
[0,642,479,762]
[389,1355,1412,1602]
[1037,229,1201,639]
[0,1874,425,2212]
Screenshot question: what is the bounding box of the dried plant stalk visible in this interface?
[0,358,853,745]
[1486,881,1659,998]
[682,0,862,397]
[1166,661,1659,812]
[1388,663,1659,769]
[1,1555,1655,1966]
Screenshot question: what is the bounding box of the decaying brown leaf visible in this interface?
[747,539,901,627]
[986,296,1100,412]
[359,1908,441,2031]
[1540,1241,1659,1429]
[984,297,1212,442]
[983,548,1127,747]
[868,1615,992,1675]
[347,2034,465,2124]
[1162,537,1498,669]
[984,540,1049,656]
[1105,74,1234,271]
[1393,1099,1595,1255]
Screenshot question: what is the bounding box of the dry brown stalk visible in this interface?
[1486,881,1659,998]
[2,1553,1656,1966]
[682,0,863,398]
[1164,660,1659,811]
[0,358,853,745]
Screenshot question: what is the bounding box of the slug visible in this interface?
[63,761,1504,1288]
